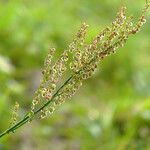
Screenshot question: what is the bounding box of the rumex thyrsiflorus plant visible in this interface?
[0,0,149,138]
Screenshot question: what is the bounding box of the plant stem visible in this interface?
[0,75,73,139]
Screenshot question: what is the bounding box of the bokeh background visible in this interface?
[0,0,150,150]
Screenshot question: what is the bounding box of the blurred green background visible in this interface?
[0,0,150,150]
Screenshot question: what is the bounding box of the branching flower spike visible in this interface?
[0,1,149,138]
[9,102,20,127]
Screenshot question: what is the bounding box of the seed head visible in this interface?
[10,102,20,127]
[30,1,149,120]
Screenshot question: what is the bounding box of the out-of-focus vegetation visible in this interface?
[0,0,150,149]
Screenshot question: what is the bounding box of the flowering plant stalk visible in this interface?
[0,0,149,139]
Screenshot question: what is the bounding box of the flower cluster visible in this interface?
[2,1,148,137]
[29,1,149,120]
[69,22,89,72]
[10,102,19,127]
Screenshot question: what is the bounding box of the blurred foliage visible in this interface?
[0,0,150,150]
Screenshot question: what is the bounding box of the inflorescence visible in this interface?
[31,2,149,120]
[1,0,149,138]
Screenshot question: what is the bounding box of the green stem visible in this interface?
[0,75,73,139]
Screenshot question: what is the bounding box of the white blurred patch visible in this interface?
[0,55,14,74]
